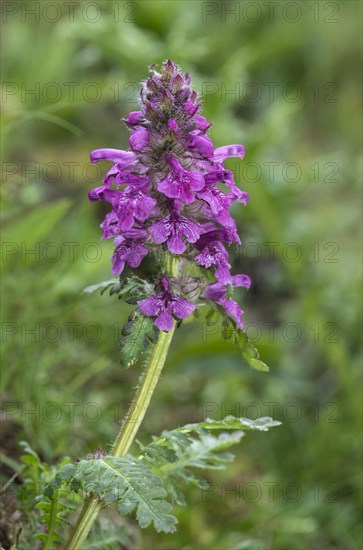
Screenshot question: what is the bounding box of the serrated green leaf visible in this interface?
[183,416,281,432]
[120,310,158,369]
[72,456,177,533]
[139,416,280,505]
[141,430,242,504]
[83,279,119,295]
[57,463,77,480]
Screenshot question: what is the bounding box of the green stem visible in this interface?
[111,326,175,457]
[43,489,58,550]
[65,256,179,550]
[65,498,101,550]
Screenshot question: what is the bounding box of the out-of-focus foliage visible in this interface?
[1,1,361,548]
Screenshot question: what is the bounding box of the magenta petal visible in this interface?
[188,171,205,191]
[124,111,142,125]
[149,220,170,243]
[182,221,200,243]
[198,190,224,214]
[239,192,249,205]
[172,297,195,319]
[126,244,148,268]
[157,176,180,199]
[133,194,156,221]
[129,128,149,150]
[90,149,136,164]
[189,134,214,158]
[232,274,251,289]
[221,298,244,328]
[213,145,245,162]
[216,209,235,228]
[115,173,150,189]
[155,309,174,331]
[101,212,119,240]
[103,165,122,186]
[138,296,161,316]
[117,212,134,231]
[204,282,225,301]
[179,187,195,204]
[194,114,210,131]
[168,118,179,133]
[215,264,232,283]
[88,185,107,202]
[204,170,233,185]
[168,232,186,254]
[184,99,199,116]
[111,256,125,276]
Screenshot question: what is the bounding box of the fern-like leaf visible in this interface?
[57,456,177,533]
[138,416,280,505]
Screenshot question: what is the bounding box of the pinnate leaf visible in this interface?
[58,456,177,533]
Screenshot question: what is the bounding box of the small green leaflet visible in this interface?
[207,310,270,372]
[83,276,154,303]
[237,331,269,372]
[120,310,158,369]
[221,319,269,372]
[83,278,120,295]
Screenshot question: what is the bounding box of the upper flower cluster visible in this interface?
[89,60,251,331]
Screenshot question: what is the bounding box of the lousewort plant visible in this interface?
[37,61,280,549]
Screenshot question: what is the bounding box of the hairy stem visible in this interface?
[43,489,58,550]
[65,256,179,550]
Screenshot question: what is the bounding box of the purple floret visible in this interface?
[138,277,195,331]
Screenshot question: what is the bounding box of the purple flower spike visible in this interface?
[138,277,195,331]
[89,60,251,331]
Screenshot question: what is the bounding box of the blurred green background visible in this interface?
[1,1,362,548]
